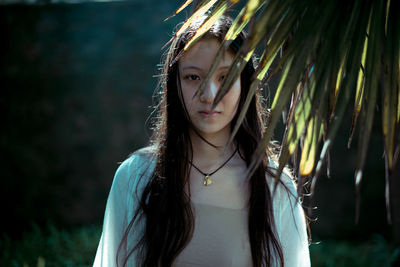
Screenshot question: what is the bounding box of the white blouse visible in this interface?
[93,147,310,267]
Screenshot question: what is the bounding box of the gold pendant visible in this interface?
[203,175,212,186]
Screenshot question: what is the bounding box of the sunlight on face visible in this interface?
[178,38,241,138]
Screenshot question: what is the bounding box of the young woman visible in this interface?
[94,15,310,267]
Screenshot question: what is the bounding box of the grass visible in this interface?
[0,224,101,267]
[0,224,398,267]
[310,235,400,267]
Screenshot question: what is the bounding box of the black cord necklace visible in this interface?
[189,148,238,186]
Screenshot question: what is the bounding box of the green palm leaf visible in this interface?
[176,0,400,224]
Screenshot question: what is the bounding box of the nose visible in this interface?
[199,80,217,103]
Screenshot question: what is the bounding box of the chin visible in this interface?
[195,127,218,135]
[195,124,230,137]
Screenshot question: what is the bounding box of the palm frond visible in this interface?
[165,0,194,21]
[177,0,400,222]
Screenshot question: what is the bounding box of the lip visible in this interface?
[199,110,220,118]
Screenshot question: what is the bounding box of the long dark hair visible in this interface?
[118,15,284,267]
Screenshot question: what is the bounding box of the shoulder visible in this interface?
[265,158,298,200]
[265,160,310,265]
[117,146,157,175]
[113,146,157,193]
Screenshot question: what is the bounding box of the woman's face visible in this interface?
[178,38,241,138]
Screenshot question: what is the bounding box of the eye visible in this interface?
[219,74,227,82]
[185,74,200,81]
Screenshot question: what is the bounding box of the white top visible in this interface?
[93,147,310,267]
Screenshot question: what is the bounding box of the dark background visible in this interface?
[0,0,392,245]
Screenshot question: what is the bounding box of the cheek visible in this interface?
[229,79,241,107]
[180,83,196,113]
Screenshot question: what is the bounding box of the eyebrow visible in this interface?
[182,65,230,71]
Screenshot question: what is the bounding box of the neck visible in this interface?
[189,128,236,163]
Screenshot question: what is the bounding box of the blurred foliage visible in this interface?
[0,223,101,267]
[0,223,398,267]
[310,235,400,267]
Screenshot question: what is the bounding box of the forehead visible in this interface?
[179,38,235,69]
